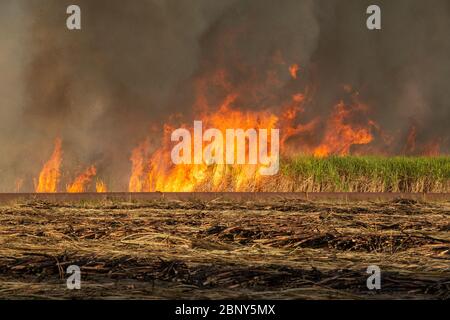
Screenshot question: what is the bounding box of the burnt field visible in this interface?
[0,196,449,300]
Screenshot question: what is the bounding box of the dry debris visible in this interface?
[0,198,448,299]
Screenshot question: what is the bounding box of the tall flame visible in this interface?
[129,140,150,192]
[128,91,313,192]
[126,63,383,192]
[36,138,62,193]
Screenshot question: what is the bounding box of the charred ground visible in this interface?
[0,198,448,299]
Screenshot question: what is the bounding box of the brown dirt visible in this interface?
[0,197,449,299]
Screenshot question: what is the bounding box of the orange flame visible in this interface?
[129,140,150,192]
[66,165,97,193]
[289,64,300,79]
[36,138,62,193]
[96,180,107,193]
[314,101,374,157]
[25,48,443,194]
[129,94,285,192]
[126,60,384,192]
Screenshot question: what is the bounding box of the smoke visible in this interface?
[0,1,32,191]
[312,0,450,151]
[0,0,449,191]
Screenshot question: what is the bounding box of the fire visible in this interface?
[314,101,374,157]
[36,138,62,193]
[66,165,97,193]
[96,180,107,193]
[34,140,106,193]
[130,95,283,192]
[289,64,300,79]
[23,53,443,194]
[126,62,383,192]
[134,86,317,193]
[129,140,150,192]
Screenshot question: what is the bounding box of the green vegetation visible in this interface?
[280,156,450,193]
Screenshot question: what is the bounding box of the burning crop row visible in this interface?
[2,1,449,195]
[30,145,449,194]
[23,62,448,193]
[34,139,106,193]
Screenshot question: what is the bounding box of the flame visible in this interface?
[96,180,107,193]
[289,64,300,79]
[127,62,383,192]
[130,94,284,192]
[36,138,62,193]
[128,77,325,193]
[314,101,374,157]
[66,165,97,193]
[21,49,443,194]
[128,90,379,191]
[129,140,150,192]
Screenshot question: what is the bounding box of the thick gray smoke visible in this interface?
[0,0,449,191]
[312,0,450,152]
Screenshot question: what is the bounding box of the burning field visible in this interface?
[1,0,450,193]
[0,0,449,301]
[30,141,450,193]
[0,196,449,299]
